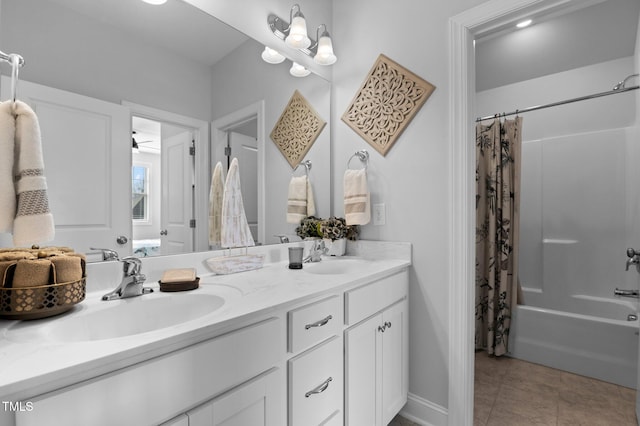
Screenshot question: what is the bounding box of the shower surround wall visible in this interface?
[476,56,640,387]
[477,56,638,312]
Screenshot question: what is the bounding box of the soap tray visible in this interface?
[205,254,265,275]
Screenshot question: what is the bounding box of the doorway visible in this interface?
[211,101,266,246]
[131,116,197,257]
[451,0,640,424]
[224,118,259,244]
[125,102,210,255]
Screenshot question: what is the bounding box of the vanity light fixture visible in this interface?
[141,0,167,5]
[290,62,311,78]
[261,46,286,64]
[516,19,532,28]
[267,6,337,66]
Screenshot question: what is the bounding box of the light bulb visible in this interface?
[141,0,167,5]
[314,35,337,65]
[289,62,310,77]
[286,15,311,49]
[261,46,285,64]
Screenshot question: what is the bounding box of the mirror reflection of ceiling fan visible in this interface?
[132,131,160,152]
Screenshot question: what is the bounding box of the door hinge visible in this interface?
[189,219,196,228]
[189,146,196,156]
[224,146,231,156]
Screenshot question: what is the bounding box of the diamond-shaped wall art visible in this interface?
[342,54,436,156]
[270,90,326,168]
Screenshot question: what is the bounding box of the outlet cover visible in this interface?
[373,203,386,226]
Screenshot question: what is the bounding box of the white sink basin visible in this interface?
[4,293,226,343]
[303,259,365,275]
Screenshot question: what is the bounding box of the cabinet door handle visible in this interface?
[378,325,386,333]
[385,321,392,329]
[305,377,333,398]
[305,315,333,330]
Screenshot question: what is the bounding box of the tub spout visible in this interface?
[614,288,639,298]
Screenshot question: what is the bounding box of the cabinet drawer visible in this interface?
[289,295,341,353]
[345,269,408,325]
[289,336,343,426]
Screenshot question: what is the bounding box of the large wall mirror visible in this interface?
[0,0,331,260]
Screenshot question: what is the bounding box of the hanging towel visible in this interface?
[0,101,16,233]
[286,175,316,224]
[208,161,224,246]
[344,169,370,225]
[12,101,55,246]
[221,158,255,248]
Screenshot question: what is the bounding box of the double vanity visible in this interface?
[0,241,411,426]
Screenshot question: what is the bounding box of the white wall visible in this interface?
[477,57,636,314]
[210,39,331,245]
[332,0,487,415]
[1,0,213,121]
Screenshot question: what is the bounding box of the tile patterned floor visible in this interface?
[474,353,637,426]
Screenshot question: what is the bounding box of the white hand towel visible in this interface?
[221,158,255,248]
[208,161,224,246]
[344,169,370,225]
[12,101,55,246]
[286,175,316,224]
[0,101,16,233]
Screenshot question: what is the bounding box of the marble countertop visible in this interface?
[0,241,411,401]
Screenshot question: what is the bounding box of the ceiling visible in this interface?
[46,0,249,67]
[475,0,640,91]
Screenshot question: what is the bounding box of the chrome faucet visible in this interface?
[275,234,290,244]
[304,239,326,263]
[102,256,154,301]
[90,247,120,261]
[614,288,639,298]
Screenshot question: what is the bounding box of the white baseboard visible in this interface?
[399,392,448,426]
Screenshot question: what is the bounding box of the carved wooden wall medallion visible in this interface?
[270,90,326,168]
[342,54,436,156]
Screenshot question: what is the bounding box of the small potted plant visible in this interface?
[319,217,359,256]
[295,216,323,240]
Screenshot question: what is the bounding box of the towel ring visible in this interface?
[347,150,369,170]
[293,160,312,176]
[9,53,23,104]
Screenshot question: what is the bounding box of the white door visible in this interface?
[344,313,380,426]
[0,77,131,256]
[161,129,193,254]
[228,131,259,244]
[381,300,409,426]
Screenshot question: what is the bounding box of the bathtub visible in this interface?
[511,296,639,388]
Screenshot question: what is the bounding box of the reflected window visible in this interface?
[132,165,149,221]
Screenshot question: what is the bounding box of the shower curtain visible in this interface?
[475,117,522,356]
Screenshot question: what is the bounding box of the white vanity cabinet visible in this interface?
[5,254,411,426]
[344,271,409,426]
[16,318,285,426]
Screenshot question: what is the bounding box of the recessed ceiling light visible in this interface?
[516,19,532,28]
[141,0,167,5]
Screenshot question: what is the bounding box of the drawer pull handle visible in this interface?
[305,377,333,398]
[305,315,333,330]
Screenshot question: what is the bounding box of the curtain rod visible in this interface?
[476,82,640,123]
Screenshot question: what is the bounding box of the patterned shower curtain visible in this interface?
[475,117,522,356]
